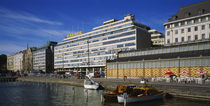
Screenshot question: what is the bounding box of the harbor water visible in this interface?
[0,82,210,106]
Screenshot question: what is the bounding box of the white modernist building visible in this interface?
[164,0,210,44]
[148,29,165,46]
[54,14,151,74]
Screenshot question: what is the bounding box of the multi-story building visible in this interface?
[7,54,14,71]
[23,47,37,73]
[54,14,151,74]
[148,29,165,46]
[13,51,23,72]
[164,0,210,44]
[33,41,57,73]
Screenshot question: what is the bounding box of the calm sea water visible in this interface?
[0,82,210,106]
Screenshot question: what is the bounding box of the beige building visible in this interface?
[23,47,37,73]
[7,54,14,71]
[13,52,23,72]
[164,0,210,44]
[148,29,165,46]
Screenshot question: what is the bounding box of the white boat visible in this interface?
[84,74,99,90]
[84,79,99,90]
[117,87,164,103]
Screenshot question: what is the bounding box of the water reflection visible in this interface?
[0,82,210,106]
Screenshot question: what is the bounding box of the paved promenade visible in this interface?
[17,76,210,101]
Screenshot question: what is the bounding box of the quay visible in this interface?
[0,76,18,82]
[17,76,210,101]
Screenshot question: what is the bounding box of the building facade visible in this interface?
[148,29,165,46]
[7,54,14,71]
[23,47,37,73]
[106,40,210,78]
[13,52,23,72]
[33,41,57,73]
[164,0,210,44]
[54,14,151,74]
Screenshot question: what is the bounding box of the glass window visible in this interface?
[180,60,184,67]
[197,59,201,66]
[201,17,206,22]
[194,18,199,23]
[181,29,184,33]
[175,60,179,67]
[194,35,198,40]
[190,59,196,66]
[167,39,170,44]
[175,38,178,42]
[167,25,170,28]
[161,61,165,68]
[185,60,189,66]
[188,28,191,32]
[194,26,198,31]
[167,31,170,36]
[188,36,191,41]
[181,37,184,42]
[193,45,198,50]
[174,23,178,27]
[202,34,205,39]
[175,30,178,34]
[202,25,205,30]
[187,20,192,25]
[208,59,210,66]
[169,61,174,67]
[181,21,185,26]
[202,59,207,66]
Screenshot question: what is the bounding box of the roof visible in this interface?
[168,0,210,22]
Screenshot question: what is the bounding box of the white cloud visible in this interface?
[0,7,63,25]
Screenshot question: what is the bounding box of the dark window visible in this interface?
[202,34,205,39]
[167,31,170,36]
[181,21,185,26]
[188,28,191,32]
[188,36,191,40]
[194,18,199,23]
[117,44,124,48]
[195,35,198,40]
[174,23,178,27]
[194,26,198,31]
[167,25,170,28]
[175,38,178,42]
[202,25,205,30]
[181,37,184,42]
[198,9,205,15]
[181,29,184,33]
[187,20,192,25]
[167,39,170,43]
[125,43,135,47]
[201,17,206,22]
[175,30,178,34]
[185,12,191,18]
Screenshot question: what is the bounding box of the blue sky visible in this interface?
[0,0,204,55]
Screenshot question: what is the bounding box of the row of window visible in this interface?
[167,33,207,43]
[107,58,210,69]
[166,16,210,28]
[119,42,209,58]
[167,24,210,35]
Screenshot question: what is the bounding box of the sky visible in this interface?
[0,0,204,55]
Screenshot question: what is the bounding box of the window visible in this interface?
[181,37,184,42]
[175,38,178,42]
[194,26,198,31]
[198,9,205,15]
[181,21,185,26]
[167,31,170,36]
[201,17,206,22]
[187,20,192,25]
[195,35,198,40]
[167,25,170,28]
[194,18,199,23]
[185,12,191,18]
[202,25,205,30]
[167,39,170,43]
[202,34,205,39]
[181,29,184,33]
[188,28,191,32]
[174,23,179,27]
[188,36,191,40]
[175,30,178,34]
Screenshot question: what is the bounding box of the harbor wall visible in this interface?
[17,77,210,101]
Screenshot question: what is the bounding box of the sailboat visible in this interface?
[84,74,99,90]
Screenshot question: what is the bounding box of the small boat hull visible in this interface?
[117,92,164,103]
[84,80,99,90]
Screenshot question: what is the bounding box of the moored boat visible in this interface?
[84,79,99,90]
[117,87,164,103]
[103,85,136,102]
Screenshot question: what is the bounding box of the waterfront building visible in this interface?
[148,29,165,46]
[164,0,210,44]
[13,52,24,72]
[0,54,7,71]
[7,54,14,71]
[33,41,57,73]
[106,40,210,78]
[54,14,151,74]
[23,47,37,73]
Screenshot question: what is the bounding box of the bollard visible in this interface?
[99,90,103,103]
[123,93,127,106]
[84,88,88,102]
[72,86,75,96]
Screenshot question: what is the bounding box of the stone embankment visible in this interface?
[18,77,210,101]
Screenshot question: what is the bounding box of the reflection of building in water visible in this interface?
[54,14,152,74]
